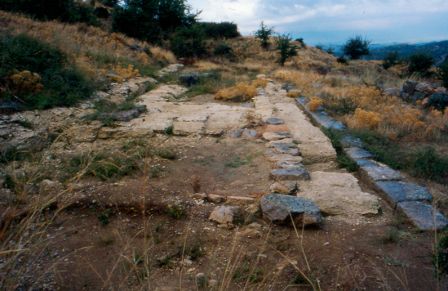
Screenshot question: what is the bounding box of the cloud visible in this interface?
[189,0,448,43]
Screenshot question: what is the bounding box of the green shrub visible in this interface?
[255,22,274,50]
[382,51,400,69]
[438,60,448,88]
[198,22,240,39]
[213,42,235,58]
[412,147,448,183]
[0,0,98,25]
[435,233,448,278]
[343,36,370,60]
[0,34,93,110]
[112,0,195,43]
[427,93,448,111]
[276,34,297,66]
[170,25,206,58]
[408,53,434,75]
[337,56,348,64]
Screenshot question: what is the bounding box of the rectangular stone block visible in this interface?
[375,181,432,206]
[397,201,448,231]
[345,147,374,160]
[356,159,402,181]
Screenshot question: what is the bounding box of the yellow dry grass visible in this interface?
[308,97,324,112]
[0,11,176,82]
[215,78,267,102]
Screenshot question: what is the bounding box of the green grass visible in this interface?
[0,34,94,110]
[323,128,359,172]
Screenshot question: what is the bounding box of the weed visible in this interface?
[97,209,112,226]
[412,147,448,183]
[150,165,163,178]
[97,234,115,246]
[434,232,448,278]
[164,126,174,135]
[225,156,252,168]
[165,204,186,219]
[233,260,264,283]
[382,227,400,244]
[323,129,359,172]
[156,149,177,160]
[191,175,201,193]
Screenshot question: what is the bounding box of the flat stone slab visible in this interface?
[262,132,291,141]
[271,143,300,156]
[276,160,305,169]
[260,194,322,226]
[265,152,303,164]
[172,121,205,136]
[340,135,364,148]
[345,147,375,160]
[376,181,433,206]
[356,159,402,181]
[397,201,448,231]
[299,171,380,217]
[265,117,285,125]
[270,167,310,181]
[296,98,346,130]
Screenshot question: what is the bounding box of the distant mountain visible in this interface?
[367,40,448,65]
[321,40,448,65]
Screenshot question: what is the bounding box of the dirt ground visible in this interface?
[3,134,445,291]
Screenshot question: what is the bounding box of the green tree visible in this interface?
[255,22,274,50]
[112,0,196,43]
[382,51,400,69]
[170,25,206,58]
[438,59,448,88]
[408,53,434,75]
[343,36,370,60]
[276,34,297,66]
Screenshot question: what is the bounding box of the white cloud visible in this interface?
[189,0,448,43]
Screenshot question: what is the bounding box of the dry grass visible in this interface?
[215,78,267,102]
[308,97,324,112]
[0,11,175,82]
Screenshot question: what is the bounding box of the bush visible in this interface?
[0,34,93,109]
[255,22,274,50]
[427,93,448,111]
[438,60,448,88]
[198,22,240,39]
[408,53,433,75]
[213,42,235,59]
[435,233,448,278]
[343,36,370,60]
[382,51,400,69]
[170,25,206,58]
[413,147,448,183]
[0,0,98,25]
[276,34,298,66]
[337,56,348,64]
[112,0,196,43]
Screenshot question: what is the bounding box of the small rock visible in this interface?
[241,128,257,139]
[270,167,310,181]
[39,180,63,195]
[260,194,322,226]
[384,88,400,97]
[209,206,242,226]
[415,82,433,93]
[206,194,226,204]
[262,132,291,141]
[265,117,285,125]
[270,181,299,195]
[208,279,218,288]
[192,193,207,200]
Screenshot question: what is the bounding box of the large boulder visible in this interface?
[260,194,322,226]
[299,171,380,216]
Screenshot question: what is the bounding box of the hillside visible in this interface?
[1,7,448,291]
[367,40,448,64]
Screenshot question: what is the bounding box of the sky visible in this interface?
[188,0,448,45]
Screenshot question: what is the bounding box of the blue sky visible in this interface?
[189,0,448,45]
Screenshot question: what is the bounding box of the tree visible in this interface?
[255,22,274,50]
[112,0,196,43]
[408,53,434,75]
[438,59,448,88]
[276,34,297,66]
[170,25,206,58]
[343,36,370,60]
[382,51,400,69]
